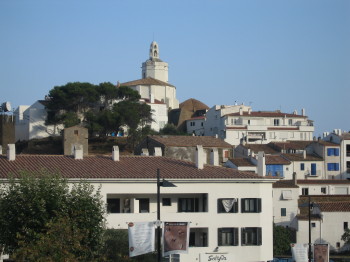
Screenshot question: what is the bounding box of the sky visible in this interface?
[0,0,349,137]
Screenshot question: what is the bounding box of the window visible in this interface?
[311,163,317,176]
[274,119,280,126]
[311,223,316,228]
[337,242,341,248]
[300,163,305,171]
[162,198,171,206]
[241,198,261,213]
[178,198,199,212]
[107,198,120,213]
[190,228,208,247]
[347,145,350,157]
[218,228,239,246]
[321,187,327,194]
[289,119,293,126]
[302,188,309,196]
[241,227,262,246]
[327,163,340,171]
[248,120,251,125]
[281,208,287,217]
[138,198,149,213]
[347,161,350,174]
[344,222,348,230]
[217,198,238,213]
[74,130,79,135]
[327,148,340,156]
[201,122,204,127]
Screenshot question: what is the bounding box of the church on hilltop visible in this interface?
[120,41,179,110]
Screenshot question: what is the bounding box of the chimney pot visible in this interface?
[7,144,15,161]
[112,146,119,161]
[74,144,83,160]
[210,148,219,166]
[196,145,204,169]
[293,172,297,185]
[303,150,306,159]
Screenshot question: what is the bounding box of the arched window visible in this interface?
[154,50,158,57]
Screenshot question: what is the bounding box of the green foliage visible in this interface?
[342,228,350,244]
[159,123,187,135]
[0,170,105,261]
[273,224,293,256]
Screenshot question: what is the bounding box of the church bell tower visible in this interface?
[142,41,169,83]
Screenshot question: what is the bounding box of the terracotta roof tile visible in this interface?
[270,141,314,151]
[317,202,350,212]
[273,179,299,188]
[282,153,323,162]
[265,155,291,165]
[228,158,255,167]
[241,144,279,154]
[297,179,350,185]
[0,155,273,180]
[147,135,233,148]
[120,77,175,88]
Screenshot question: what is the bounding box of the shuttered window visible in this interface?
[241,198,261,213]
[218,228,239,246]
[241,227,262,246]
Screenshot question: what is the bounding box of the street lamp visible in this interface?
[157,168,176,262]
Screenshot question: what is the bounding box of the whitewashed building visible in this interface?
[0,145,277,262]
[204,105,314,146]
[14,100,63,141]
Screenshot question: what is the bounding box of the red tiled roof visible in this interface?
[143,98,165,105]
[270,141,314,150]
[228,158,255,167]
[120,77,175,88]
[317,202,350,212]
[188,116,205,120]
[148,135,233,148]
[273,180,299,188]
[282,153,323,162]
[297,179,350,185]
[265,155,291,165]
[241,144,279,155]
[0,155,273,180]
[226,111,307,118]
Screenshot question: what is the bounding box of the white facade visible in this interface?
[204,105,314,146]
[186,117,206,136]
[14,101,63,141]
[297,181,350,196]
[144,97,168,132]
[272,186,299,227]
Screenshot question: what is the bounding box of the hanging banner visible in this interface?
[163,222,190,257]
[128,221,155,257]
[291,243,308,262]
[314,244,329,262]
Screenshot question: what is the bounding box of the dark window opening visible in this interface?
[302,188,309,196]
[241,227,262,246]
[241,198,261,213]
[178,198,199,212]
[344,222,348,230]
[281,208,287,217]
[300,163,305,171]
[218,228,239,246]
[138,198,149,213]
[107,198,120,213]
[162,198,171,206]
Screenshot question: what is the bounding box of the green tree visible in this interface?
[159,123,187,135]
[0,170,105,261]
[341,228,350,244]
[273,224,293,256]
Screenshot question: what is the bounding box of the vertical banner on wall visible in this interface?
[128,221,155,257]
[291,243,308,262]
[314,244,329,262]
[163,222,190,257]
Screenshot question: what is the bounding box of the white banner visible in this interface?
[128,221,155,257]
[163,222,190,257]
[291,243,308,262]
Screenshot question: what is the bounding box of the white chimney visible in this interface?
[0,145,2,155]
[239,107,243,115]
[196,145,204,169]
[248,108,252,115]
[141,148,149,156]
[154,147,162,156]
[210,148,219,166]
[74,144,83,160]
[7,144,15,161]
[301,108,305,116]
[303,150,306,159]
[112,146,119,161]
[293,109,298,115]
[257,151,265,176]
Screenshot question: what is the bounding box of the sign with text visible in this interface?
[314,244,329,262]
[128,221,155,257]
[291,243,308,262]
[200,253,234,262]
[163,222,189,256]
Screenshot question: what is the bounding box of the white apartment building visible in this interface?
[0,145,277,262]
[323,130,350,179]
[204,105,314,146]
[14,100,63,141]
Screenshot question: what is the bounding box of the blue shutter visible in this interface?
[335,163,340,171]
[328,163,333,171]
[327,148,333,156]
[311,163,317,175]
[335,148,340,156]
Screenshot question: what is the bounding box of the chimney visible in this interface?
[301,108,305,116]
[210,148,219,166]
[257,151,266,176]
[154,147,162,156]
[196,145,204,169]
[303,150,306,159]
[141,148,149,156]
[112,146,119,161]
[293,109,297,115]
[248,108,252,115]
[74,144,83,160]
[239,107,243,115]
[7,144,15,161]
[292,172,297,185]
[0,145,2,155]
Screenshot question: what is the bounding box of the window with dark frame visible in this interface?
[241,198,261,213]
[107,198,120,213]
[281,208,287,217]
[218,228,239,246]
[178,198,199,212]
[344,222,348,230]
[217,198,238,213]
[311,222,316,228]
[300,163,305,170]
[321,187,327,194]
[302,188,309,196]
[162,198,171,206]
[138,198,150,213]
[241,227,262,246]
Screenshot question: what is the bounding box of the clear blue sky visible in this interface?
[1,0,349,137]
